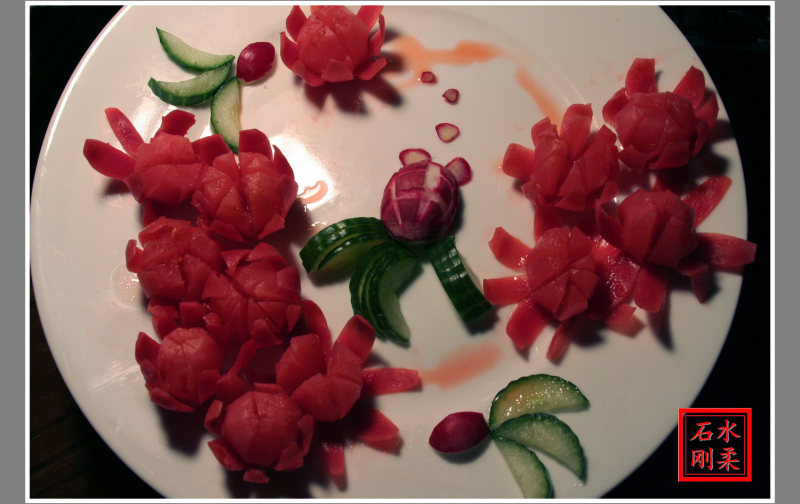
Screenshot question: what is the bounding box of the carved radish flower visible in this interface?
[280,5,387,87]
[602,58,720,171]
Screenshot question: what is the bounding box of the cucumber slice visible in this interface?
[491,413,586,481]
[148,63,231,106]
[156,28,234,72]
[210,77,242,151]
[493,436,553,498]
[489,374,589,429]
[427,235,493,325]
[350,241,420,346]
[299,217,391,273]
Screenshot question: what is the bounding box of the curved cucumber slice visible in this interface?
[156,28,234,71]
[299,217,391,273]
[210,77,242,151]
[427,235,493,325]
[491,413,586,481]
[148,63,231,106]
[493,436,553,498]
[489,374,589,429]
[350,241,419,346]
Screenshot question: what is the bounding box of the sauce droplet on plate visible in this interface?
[390,35,561,121]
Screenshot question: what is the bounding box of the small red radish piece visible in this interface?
[442,88,460,104]
[83,139,136,180]
[154,109,196,138]
[429,411,490,453]
[380,161,460,242]
[321,440,346,477]
[399,148,432,167]
[104,107,144,156]
[436,123,460,143]
[445,156,472,186]
[236,42,276,82]
[420,70,436,83]
[488,227,532,272]
[362,367,421,395]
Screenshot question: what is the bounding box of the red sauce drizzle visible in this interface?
[419,341,502,389]
[390,35,562,122]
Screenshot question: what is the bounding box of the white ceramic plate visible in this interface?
[31,4,748,499]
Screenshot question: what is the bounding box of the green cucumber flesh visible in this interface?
[491,413,586,480]
[427,235,493,325]
[317,236,389,273]
[489,374,589,429]
[148,63,231,106]
[350,242,419,345]
[156,28,234,72]
[493,436,553,498]
[299,217,390,273]
[210,77,242,152]
[361,246,418,344]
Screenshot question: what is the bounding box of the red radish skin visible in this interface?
[280,5,387,86]
[236,42,276,82]
[420,71,437,83]
[154,109,196,137]
[442,88,460,103]
[603,58,719,171]
[321,440,346,477]
[205,385,314,481]
[429,411,490,453]
[482,59,754,363]
[87,107,429,486]
[104,107,144,156]
[483,275,532,307]
[694,232,757,268]
[445,157,472,186]
[135,328,223,412]
[682,175,733,227]
[488,227,531,272]
[192,134,232,165]
[380,161,460,242]
[83,139,136,180]
[436,123,460,143]
[505,297,549,350]
[362,368,421,395]
[352,406,401,452]
[399,148,432,166]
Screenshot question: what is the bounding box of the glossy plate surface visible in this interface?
[31,5,747,498]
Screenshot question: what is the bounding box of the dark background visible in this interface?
[29,5,771,499]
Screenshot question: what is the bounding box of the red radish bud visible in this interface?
[442,88,460,104]
[445,157,472,186]
[380,162,460,242]
[399,148,432,167]
[420,71,437,83]
[436,123,460,143]
[236,42,276,82]
[429,411,489,453]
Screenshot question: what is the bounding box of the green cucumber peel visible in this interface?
[493,436,553,498]
[427,235,493,325]
[489,374,589,429]
[300,217,391,273]
[210,77,242,152]
[350,241,420,346]
[156,28,234,72]
[148,63,231,107]
[491,413,587,481]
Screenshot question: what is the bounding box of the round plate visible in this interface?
[31,4,748,498]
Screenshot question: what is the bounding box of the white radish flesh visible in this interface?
[445,157,472,186]
[443,88,460,104]
[436,123,460,143]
